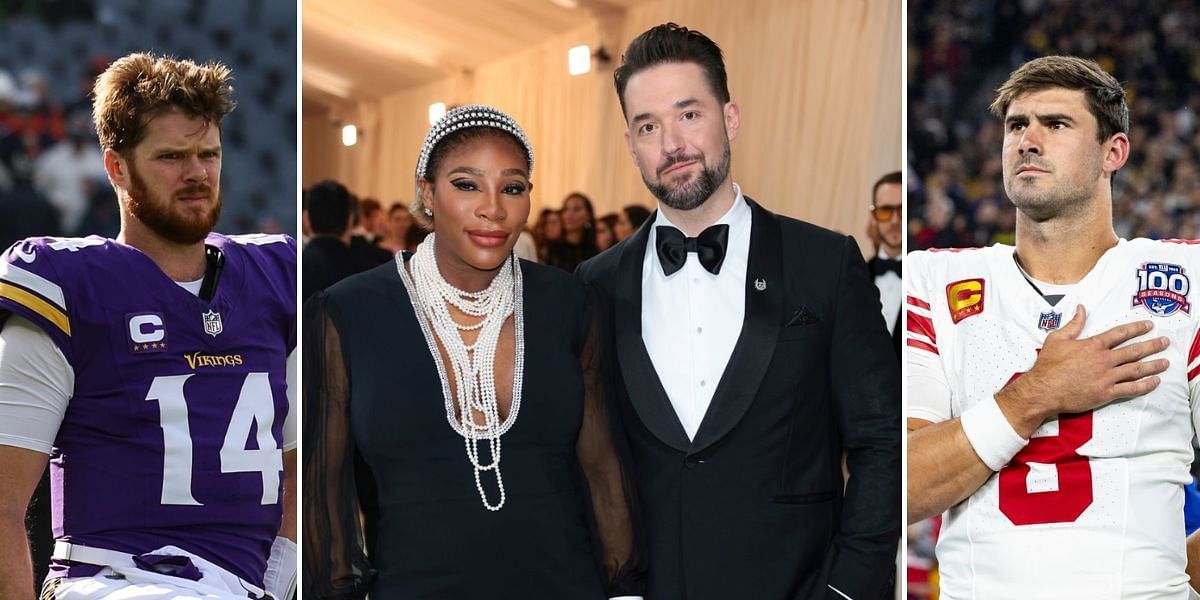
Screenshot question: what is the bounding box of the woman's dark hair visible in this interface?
[563,192,597,250]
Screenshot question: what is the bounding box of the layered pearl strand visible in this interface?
[397,233,524,511]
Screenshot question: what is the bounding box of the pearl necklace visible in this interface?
[397,233,524,511]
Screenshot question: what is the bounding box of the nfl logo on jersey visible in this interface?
[1132,263,1190,317]
[1037,310,1061,332]
[202,310,223,337]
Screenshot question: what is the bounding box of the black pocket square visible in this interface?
[785,307,819,327]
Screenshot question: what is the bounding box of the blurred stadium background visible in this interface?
[0,0,297,250]
[1,0,296,591]
[907,2,1200,598]
[908,0,1200,252]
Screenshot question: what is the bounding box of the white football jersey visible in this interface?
[906,239,1200,600]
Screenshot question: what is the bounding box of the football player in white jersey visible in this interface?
[907,56,1200,599]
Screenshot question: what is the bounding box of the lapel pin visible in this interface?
[754,278,767,291]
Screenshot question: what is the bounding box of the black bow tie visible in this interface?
[655,224,730,276]
[871,257,901,277]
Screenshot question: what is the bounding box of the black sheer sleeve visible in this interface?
[302,293,373,599]
[575,284,648,597]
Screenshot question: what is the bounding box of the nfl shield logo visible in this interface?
[202,310,223,337]
[1037,311,1062,332]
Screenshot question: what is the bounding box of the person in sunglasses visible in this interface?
[868,171,903,357]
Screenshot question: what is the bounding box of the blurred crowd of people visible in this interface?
[0,62,115,249]
[0,0,296,251]
[532,193,651,272]
[301,178,653,300]
[908,0,1200,251]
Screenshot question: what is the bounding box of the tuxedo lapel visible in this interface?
[689,199,784,455]
[614,216,691,452]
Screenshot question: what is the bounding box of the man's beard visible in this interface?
[126,163,221,244]
[876,221,902,251]
[1004,155,1096,222]
[644,140,731,211]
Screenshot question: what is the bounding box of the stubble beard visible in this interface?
[644,140,731,212]
[1005,173,1098,223]
[877,221,902,253]
[1005,153,1102,223]
[126,162,221,244]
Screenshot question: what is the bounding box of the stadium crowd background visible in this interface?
[908,0,1200,252]
[907,2,1200,598]
[0,0,296,250]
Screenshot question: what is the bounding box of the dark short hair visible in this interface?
[613,22,730,117]
[623,204,652,229]
[990,56,1129,143]
[871,171,902,203]
[93,52,235,153]
[306,180,355,236]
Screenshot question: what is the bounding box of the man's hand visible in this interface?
[996,306,1169,438]
[909,306,1170,523]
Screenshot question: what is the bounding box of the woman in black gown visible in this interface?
[304,105,645,599]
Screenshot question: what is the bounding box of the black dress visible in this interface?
[303,256,644,599]
[544,239,599,273]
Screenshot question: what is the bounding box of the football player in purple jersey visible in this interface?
[0,53,296,600]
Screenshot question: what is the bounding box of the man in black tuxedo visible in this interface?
[302,180,371,301]
[867,171,903,357]
[577,23,900,600]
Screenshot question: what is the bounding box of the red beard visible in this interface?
[125,161,222,244]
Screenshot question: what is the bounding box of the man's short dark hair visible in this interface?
[613,22,730,118]
[990,56,1129,143]
[872,171,902,203]
[623,204,652,230]
[307,179,354,236]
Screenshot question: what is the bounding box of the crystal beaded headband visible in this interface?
[415,104,534,182]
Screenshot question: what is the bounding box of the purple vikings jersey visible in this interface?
[0,233,295,586]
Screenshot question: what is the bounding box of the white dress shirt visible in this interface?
[642,184,751,440]
[874,249,901,335]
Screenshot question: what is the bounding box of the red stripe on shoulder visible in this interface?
[1189,329,1200,365]
[1159,239,1200,245]
[1189,363,1200,382]
[907,311,937,343]
[907,339,939,355]
[907,295,931,310]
